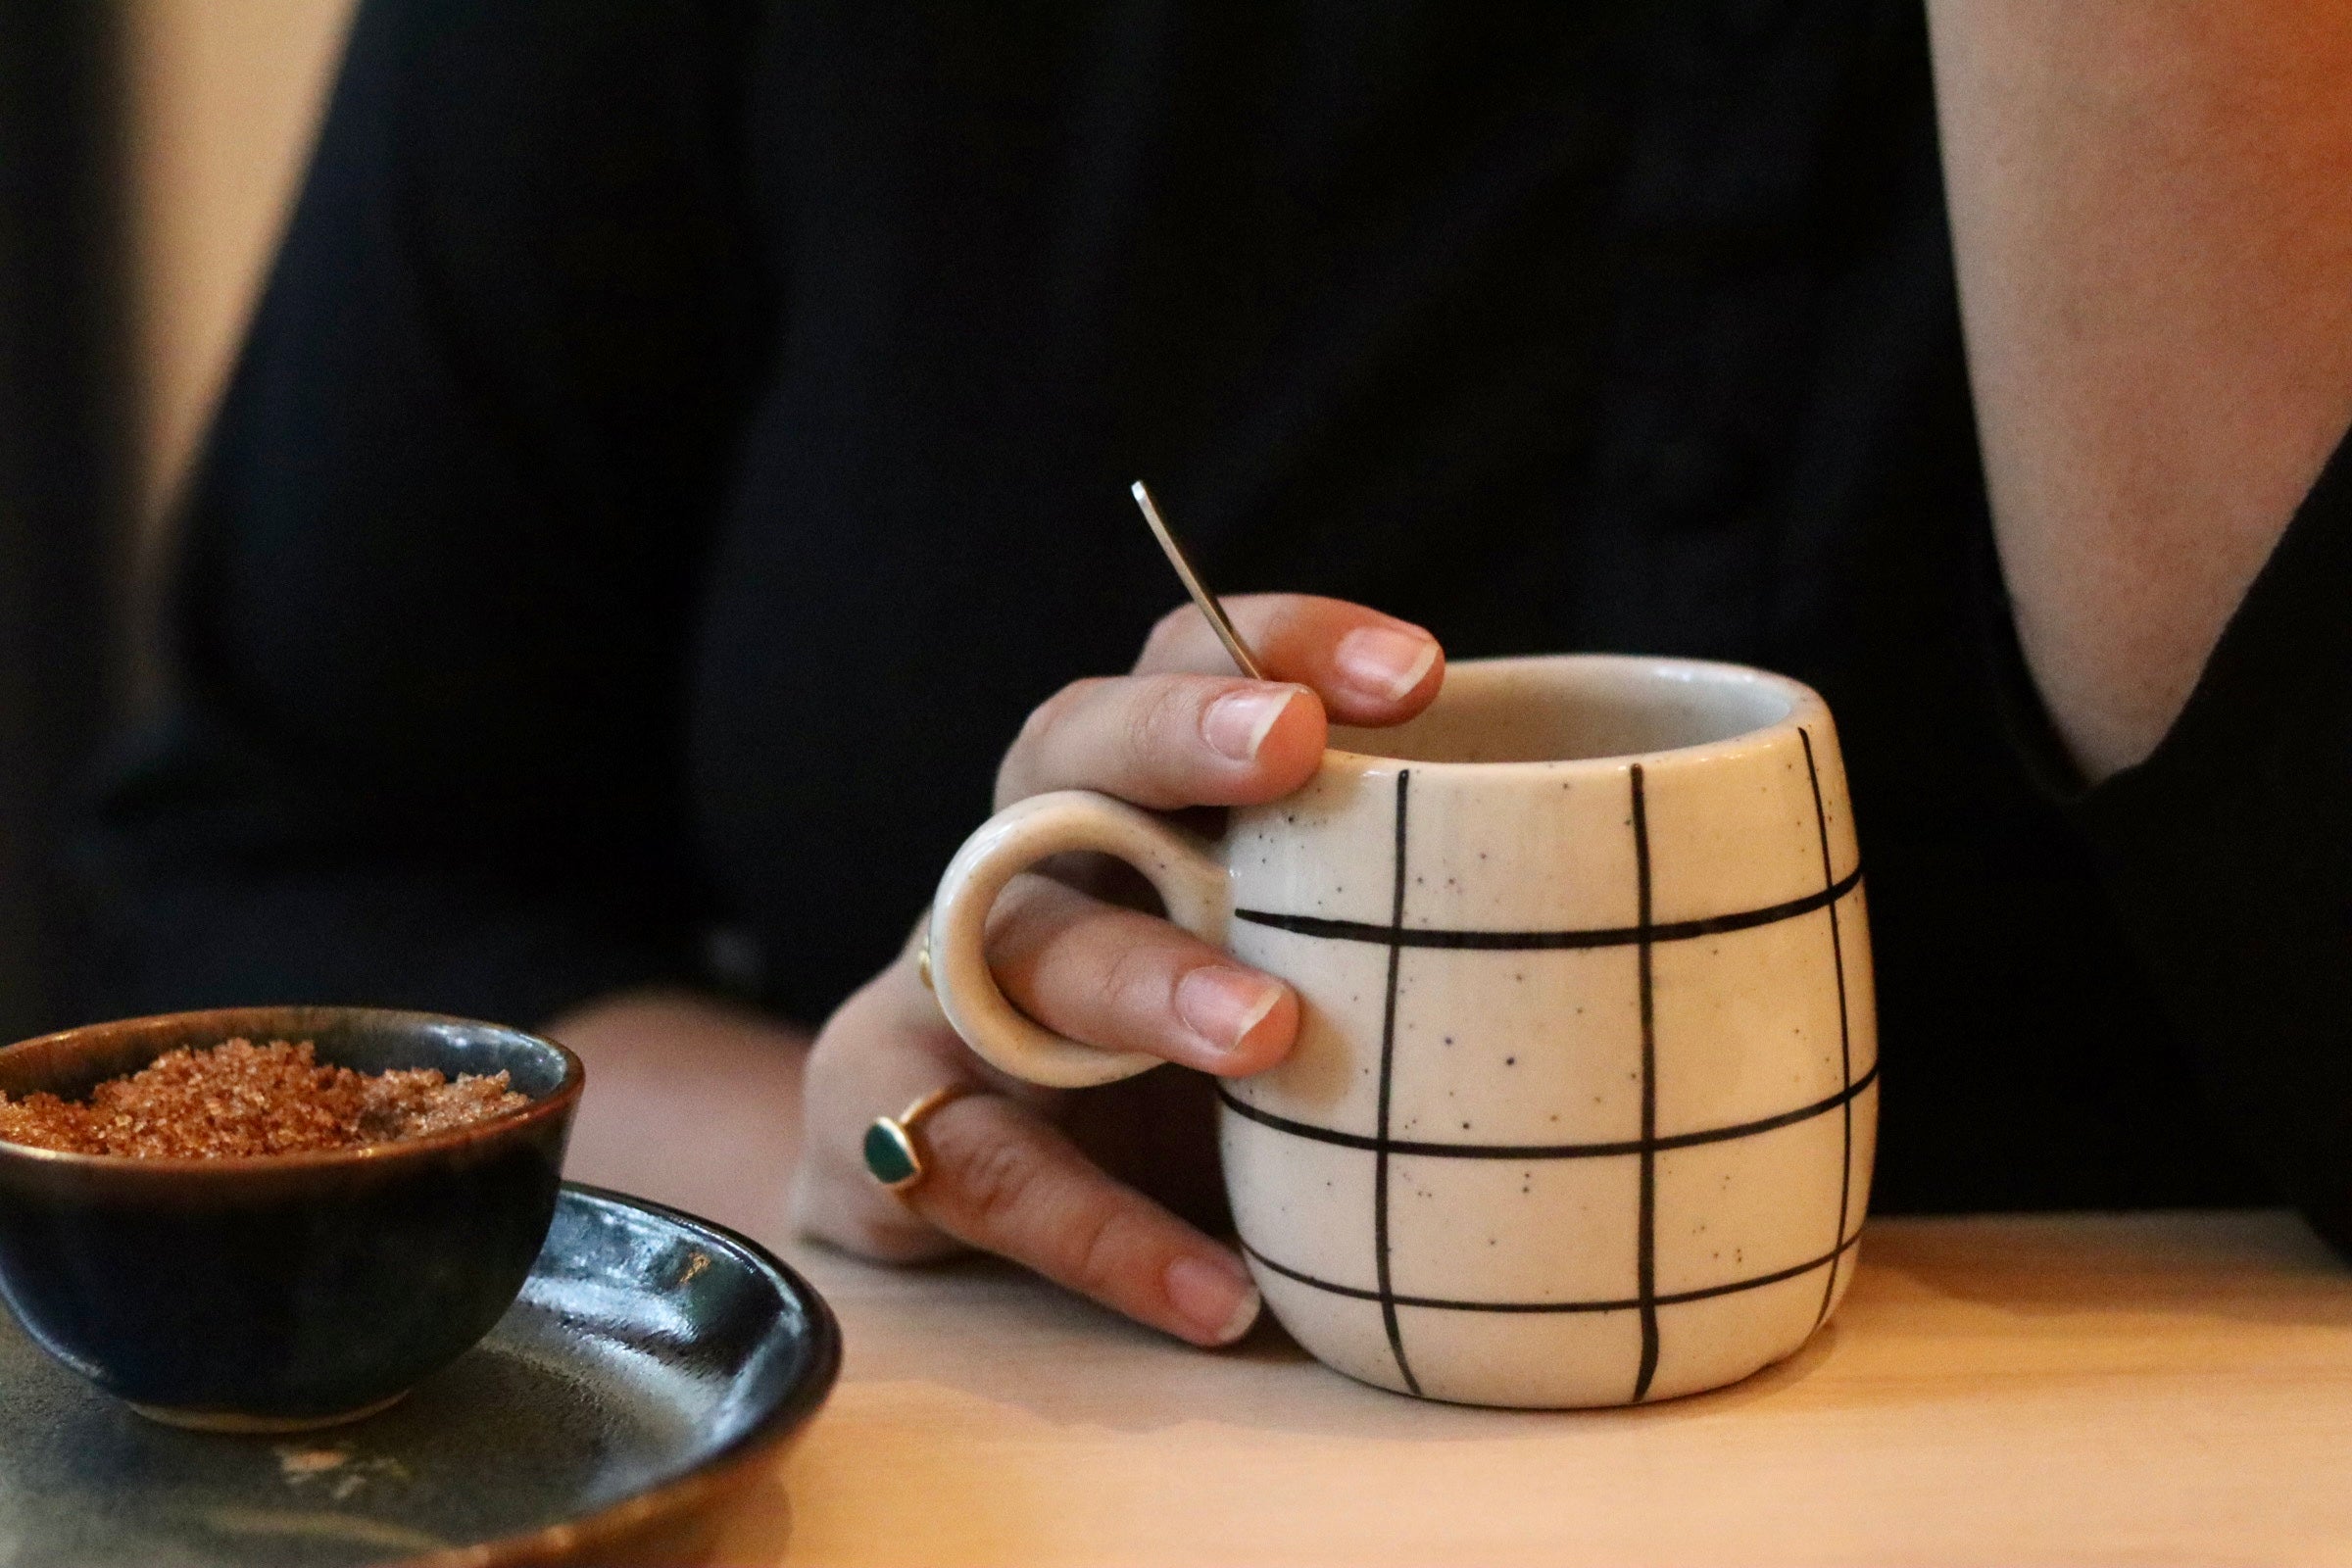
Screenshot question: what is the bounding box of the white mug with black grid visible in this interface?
[932,655,1876,1407]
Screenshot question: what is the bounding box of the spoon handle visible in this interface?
[1130,480,1268,681]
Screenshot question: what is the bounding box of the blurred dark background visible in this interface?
[0,2,127,1044]
[0,0,350,1041]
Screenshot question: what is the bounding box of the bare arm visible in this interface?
[1928,1,2352,780]
[548,990,811,1249]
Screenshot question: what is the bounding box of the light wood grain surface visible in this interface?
[727,1211,2352,1566]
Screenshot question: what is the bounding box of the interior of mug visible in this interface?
[1328,656,1795,764]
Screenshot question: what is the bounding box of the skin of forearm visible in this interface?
[1929,0,2352,780]
[546,988,812,1247]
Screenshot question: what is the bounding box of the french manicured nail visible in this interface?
[1335,625,1439,703]
[1175,965,1284,1054]
[1165,1252,1262,1346]
[1201,686,1298,761]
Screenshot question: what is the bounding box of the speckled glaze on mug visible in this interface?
[931,656,1876,1407]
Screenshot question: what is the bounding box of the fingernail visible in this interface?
[1334,625,1439,703]
[1175,965,1284,1054]
[1201,686,1298,761]
[1166,1253,1262,1346]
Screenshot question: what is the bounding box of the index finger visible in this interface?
[1135,594,1444,727]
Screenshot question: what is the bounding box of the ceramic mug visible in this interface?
[928,655,1877,1407]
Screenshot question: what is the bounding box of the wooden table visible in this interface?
[711,1210,2352,1565]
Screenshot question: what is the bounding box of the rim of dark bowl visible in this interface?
[0,1006,584,1177]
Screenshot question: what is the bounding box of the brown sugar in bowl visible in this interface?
[0,1006,582,1431]
[0,1036,532,1158]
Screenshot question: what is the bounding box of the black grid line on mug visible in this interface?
[1241,1226,1864,1314]
[1797,726,1858,1330]
[1226,732,1863,1402]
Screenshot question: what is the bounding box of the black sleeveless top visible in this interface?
[84,0,2352,1248]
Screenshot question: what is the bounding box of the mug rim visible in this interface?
[1321,653,1826,777]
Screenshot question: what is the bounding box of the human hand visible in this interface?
[792,596,1444,1345]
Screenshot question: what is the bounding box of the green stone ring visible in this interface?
[861,1085,969,1196]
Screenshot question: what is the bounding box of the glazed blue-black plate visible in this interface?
[0,1186,841,1567]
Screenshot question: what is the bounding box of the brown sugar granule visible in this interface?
[0,1038,530,1158]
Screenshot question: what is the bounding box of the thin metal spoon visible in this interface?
[1129,480,1267,680]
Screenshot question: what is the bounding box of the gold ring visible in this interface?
[910,906,935,993]
[861,1085,968,1194]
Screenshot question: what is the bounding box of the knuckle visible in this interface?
[1120,677,1194,779]
[1016,679,1097,752]
[956,1125,1050,1234]
[988,869,1073,941]
[1251,595,1315,658]
[1048,676,1108,729]
[1098,929,1174,1020]
[1061,1203,1131,1298]
[1141,605,1196,664]
[1000,678,1105,800]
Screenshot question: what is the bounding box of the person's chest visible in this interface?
[681,0,1958,974]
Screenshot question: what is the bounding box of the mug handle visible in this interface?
[927,790,1231,1089]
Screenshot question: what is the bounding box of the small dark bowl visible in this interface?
[0,1005,582,1432]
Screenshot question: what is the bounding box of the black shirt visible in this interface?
[84,0,2352,1249]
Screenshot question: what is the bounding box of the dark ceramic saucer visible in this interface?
[0,1186,841,1567]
